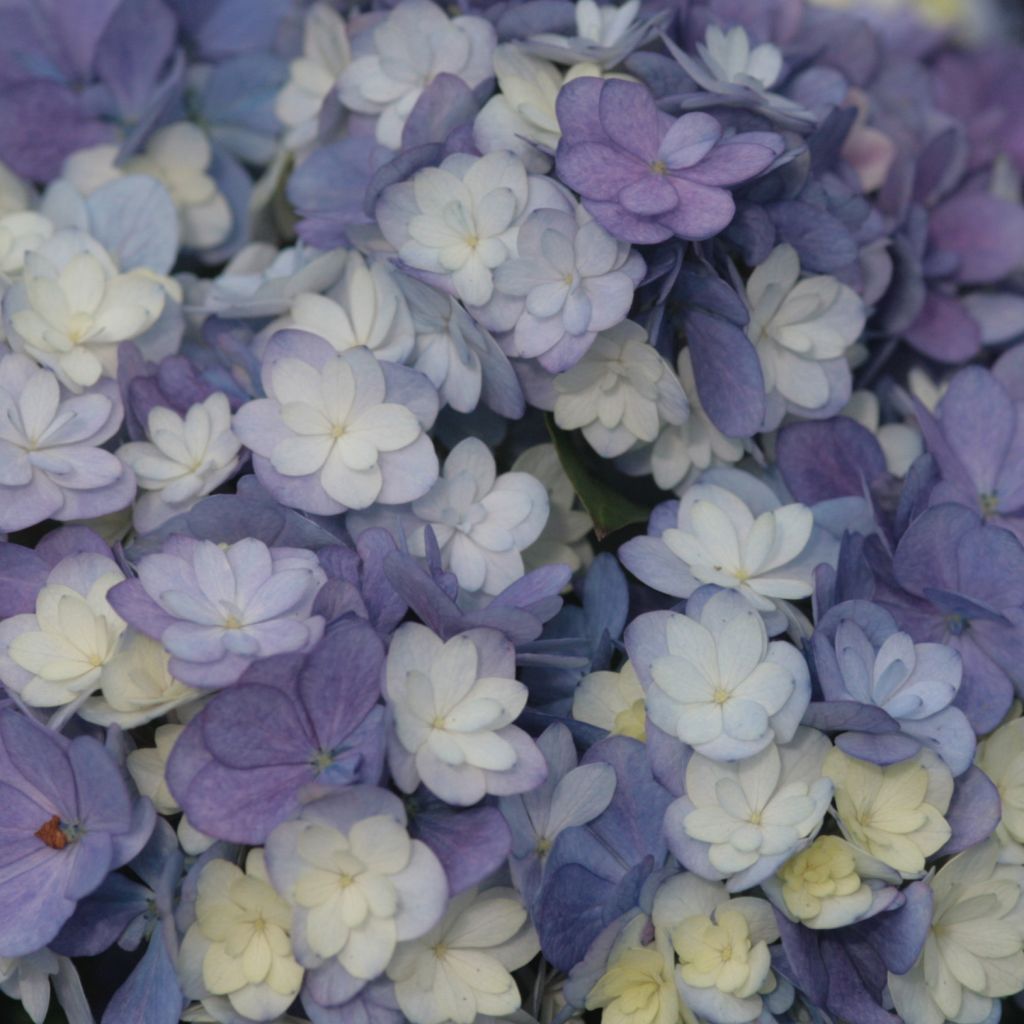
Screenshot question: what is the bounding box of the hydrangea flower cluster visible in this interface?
[1,1,1024,1023]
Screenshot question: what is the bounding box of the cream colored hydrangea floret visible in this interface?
[585,915,693,1024]
[823,747,952,877]
[81,631,199,727]
[573,660,647,741]
[8,230,167,390]
[179,851,304,1023]
[1,554,127,708]
[0,210,54,277]
[888,840,1024,1024]
[975,713,1024,863]
[125,721,213,856]
[765,834,901,930]
[653,873,787,1024]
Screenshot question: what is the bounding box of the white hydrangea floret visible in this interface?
[843,390,923,479]
[647,590,810,760]
[178,851,304,1023]
[377,151,530,308]
[338,0,496,149]
[575,0,642,46]
[202,243,347,319]
[408,437,548,596]
[265,790,448,985]
[531,0,643,57]
[387,886,540,1024]
[352,437,548,599]
[474,46,566,171]
[0,950,64,1024]
[233,342,439,514]
[641,350,744,491]
[485,205,646,372]
[553,320,689,458]
[660,479,816,612]
[275,3,351,153]
[698,25,783,90]
[385,623,546,805]
[395,271,505,415]
[270,252,414,364]
[746,244,865,421]
[117,394,242,533]
[665,728,834,890]
[4,230,166,390]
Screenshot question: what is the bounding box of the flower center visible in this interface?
[66,312,95,344]
[712,687,730,705]
[946,614,969,636]
[650,160,668,175]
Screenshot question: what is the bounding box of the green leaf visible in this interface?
[546,416,651,540]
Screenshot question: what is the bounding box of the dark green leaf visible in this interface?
[546,416,651,539]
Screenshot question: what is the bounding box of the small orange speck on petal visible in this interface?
[35,815,68,850]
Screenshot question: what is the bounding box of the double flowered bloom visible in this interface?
[0,1,1023,1023]
[386,623,547,806]
[235,332,439,515]
[555,78,784,243]
[0,354,134,531]
[109,536,326,687]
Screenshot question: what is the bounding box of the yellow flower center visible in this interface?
[778,835,862,922]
